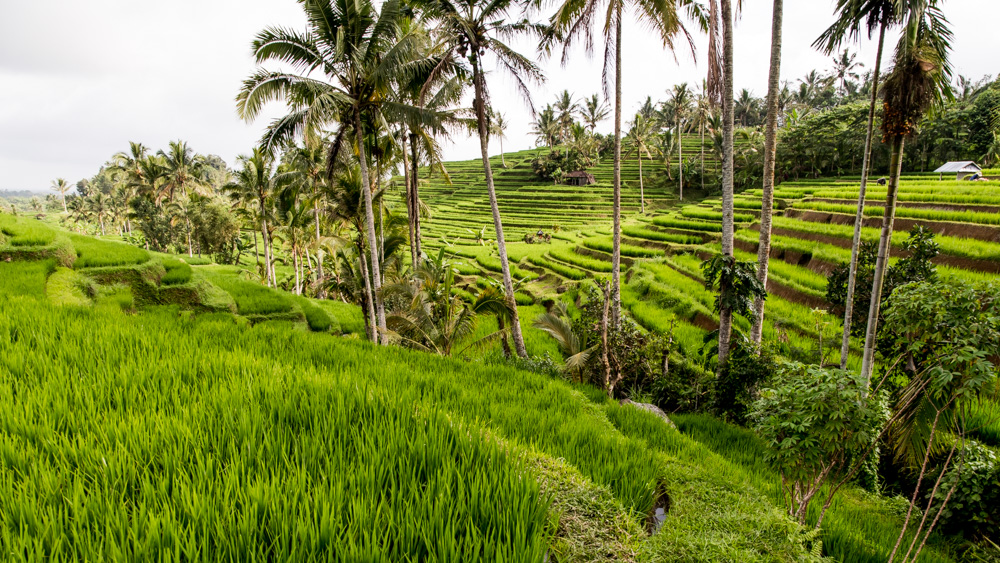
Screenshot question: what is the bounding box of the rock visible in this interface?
[620,399,676,429]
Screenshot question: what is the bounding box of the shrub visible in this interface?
[752,362,888,524]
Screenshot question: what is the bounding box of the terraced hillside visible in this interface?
[0,200,968,563]
[403,153,1000,372]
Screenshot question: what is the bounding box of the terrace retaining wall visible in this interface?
[784,209,1000,242]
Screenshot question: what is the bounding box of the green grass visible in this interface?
[583,236,663,258]
[314,299,366,335]
[291,295,336,333]
[623,226,702,245]
[0,264,836,561]
[0,260,55,299]
[160,258,193,286]
[200,266,297,316]
[527,254,587,280]
[0,215,56,247]
[650,217,724,233]
[69,235,151,269]
[549,247,613,272]
[680,206,755,224]
[46,267,91,306]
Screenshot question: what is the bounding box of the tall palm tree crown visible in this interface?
[238,0,442,344]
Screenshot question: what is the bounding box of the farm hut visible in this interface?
[565,170,596,186]
[933,161,982,181]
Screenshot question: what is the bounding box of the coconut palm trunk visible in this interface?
[860,136,904,386]
[353,106,387,344]
[260,205,272,287]
[314,199,324,286]
[751,0,784,345]
[401,134,417,267]
[611,10,623,323]
[471,56,528,359]
[677,115,684,200]
[717,0,736,366]
[700,117,705,193]
[410,131,423,267]
[358,245,377,342]
[840,21,887,369]
[638,153,645,213]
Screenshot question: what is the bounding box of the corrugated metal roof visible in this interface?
[933,161,981,173]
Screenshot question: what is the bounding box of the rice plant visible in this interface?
[69,234,151,268]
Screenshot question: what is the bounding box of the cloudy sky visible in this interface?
[1,0,995,192]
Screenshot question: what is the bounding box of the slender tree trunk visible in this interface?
[314,198,324,285]
[61,196,67,214]
[186,219,192,257]
[294,247,301,295]
[678,115,684,200]
[353,105,387,344]
[471,57,528,358]
[751,0,784,345]
[840,22,886,369]
[638,154,645,213]
[253,229,260,267]
[860,135,905,387]
[718,0,736,366]
[358,243,377,343]
[611,10,623,323]
[701,118,705,193]
[260,217,271,287]
[410,131,423,267]
[402,134,417,268]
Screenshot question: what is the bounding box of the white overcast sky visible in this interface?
[1,0,996,191]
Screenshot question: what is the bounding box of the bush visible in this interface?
[927,441,1000,540]
[713,340,776,425]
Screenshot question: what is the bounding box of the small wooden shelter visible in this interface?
[933,161,982,180]
[565,171,595,186]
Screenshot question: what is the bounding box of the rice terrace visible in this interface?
[3,0,1000,561]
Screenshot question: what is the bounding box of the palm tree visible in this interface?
[624,113,655,213]
[712,0,737,365]
[860,2,953,388]
[549,0,692,323]
[815,0,917,369]
[157,141,206,206]
[531,105,560,148]
[669,83,693,199]
[831,48,864,95]
[287,133,330,289]
[238,0,438,345]
[273,183,314,295]
[533,302,596,382]
[50,178,72,213]
[416,0,547,359]
[750,0,783,346]
[582,94,610,132]
[734,88,758,126]
[694,86,712,192]
[87,192,111,236]
[384,250,513,356]
[225,149,285,288]
[490,110,510,168]
[553,90,580,143]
